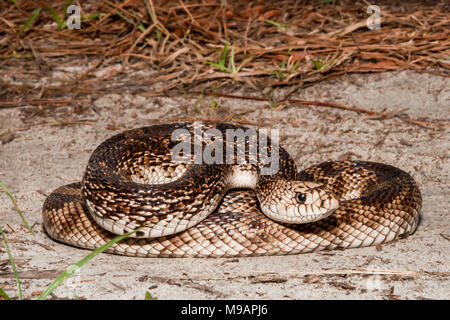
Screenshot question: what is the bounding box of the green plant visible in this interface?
[269,55,300,79]
[112,9,146,33]
[43,0,73,30]
[17,1,109,36]
[312,58,334,70]
[210,97,217,110]
[265,19,287,31]
[9,0,20,9]
[18,1,73,35]
[0,226,142,300]
[0,182,142,300]
[0,183,34,234]
[144,291,158,300]
[18,8,41,36]
[37,228,142,300]
[270,94,278,109]
[205,42,252,74]
[143,0,163,39]
[1,226,22,300]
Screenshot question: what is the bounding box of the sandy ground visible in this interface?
[0,69,449,300]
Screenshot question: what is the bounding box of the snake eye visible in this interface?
[296,193,306,204]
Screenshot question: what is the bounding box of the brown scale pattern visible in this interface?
[80,122,296,238]
[42,158,422,257]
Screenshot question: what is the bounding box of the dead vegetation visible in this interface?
[0,0,448,99]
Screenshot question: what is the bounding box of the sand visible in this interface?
[0,70,448,299]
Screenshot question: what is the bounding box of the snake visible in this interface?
[42,122,422,258]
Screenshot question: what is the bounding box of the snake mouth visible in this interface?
[264,197,339,224]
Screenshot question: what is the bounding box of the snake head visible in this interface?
[256,180,339,224]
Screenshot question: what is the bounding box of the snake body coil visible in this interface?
[42,122,422,257]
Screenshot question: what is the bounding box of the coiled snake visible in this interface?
[42,122,422,257]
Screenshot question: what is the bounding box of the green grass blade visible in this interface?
[236,57,253,73]
[19,8,41,36]
[84,13,99,20]
[281,56,287,69]
[113,10,136,28]
[205,43,234,73]
[112,9,145,33]
[144,291,158,300]
[265,19,287,31]
[230,44,236,73]
[313,59,332,70]
[312,60,323,70]
[83,13,106,21]
[62,0,73,22]
[137,23,146,33]
[204,61,231,73]
[0,182,34,235]
[0,287,11,300]
[9,0,20,9]
[37,227,143,300]
[218,42,229,67]
[0,226,22,300]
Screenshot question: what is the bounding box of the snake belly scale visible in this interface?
[42,122,422,257]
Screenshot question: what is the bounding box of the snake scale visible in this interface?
[42,122,422,257]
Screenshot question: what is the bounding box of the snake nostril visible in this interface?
[135,231,145,237]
